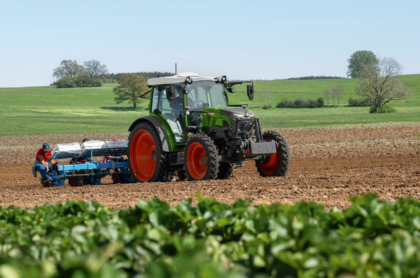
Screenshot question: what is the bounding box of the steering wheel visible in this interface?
[187,111,200,126]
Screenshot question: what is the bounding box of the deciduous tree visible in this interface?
[53,60,83,80]
[356,57,408,113]
[83,60,108,82]
[347,51,378,78]
[334,85,346,106]
[324,86,346,106]
[259,90,275,106]
[324,87,332,106]
[113,74,147,109]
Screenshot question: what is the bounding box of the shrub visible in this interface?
[348,97,371,107]
[262,104,272,109]
[369,105,396,113]
[93,81,102,87]
[74,76,90,87]
[56,76,76,88]
[56,77,103,88]
[317,97,324,107]
[277,97,324,108]
[294,97,310,108]
[276,98,294,108]
[308,99,319,108]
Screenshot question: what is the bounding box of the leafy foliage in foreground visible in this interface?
[1,194,420,277]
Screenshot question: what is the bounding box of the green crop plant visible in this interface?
[1,194,420,277]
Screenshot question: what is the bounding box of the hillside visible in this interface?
[0,75,419,135]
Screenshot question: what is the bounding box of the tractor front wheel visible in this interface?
[185,134,219,181]
[128,122,168,183]
[256,131,290,177]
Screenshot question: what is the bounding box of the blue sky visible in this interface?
[0,0,419,87]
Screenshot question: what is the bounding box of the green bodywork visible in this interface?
[148,85,233,152]
[198,107,232,132]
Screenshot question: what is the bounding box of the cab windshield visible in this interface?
[186,81,228,110]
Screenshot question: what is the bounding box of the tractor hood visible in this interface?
[220,107,254,126]
[200,107,253,119]
[220,107,254,119]
[197,107,254,127]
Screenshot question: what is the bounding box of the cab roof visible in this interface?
[147,72,217,87]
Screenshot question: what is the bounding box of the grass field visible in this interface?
[1,75,419,135]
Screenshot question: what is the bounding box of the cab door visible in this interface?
[151,86,184,142]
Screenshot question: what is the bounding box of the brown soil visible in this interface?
[0,124,419,209]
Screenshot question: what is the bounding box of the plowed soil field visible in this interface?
[1,124,419,209]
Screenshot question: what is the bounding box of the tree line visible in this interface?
[52,59,173,88]
[53,51,410,113]
[53,60,108,88]
[105,72,174,82]
[277,76,346,81]
[273,51,410,113]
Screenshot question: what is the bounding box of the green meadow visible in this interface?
[1,75,419,135]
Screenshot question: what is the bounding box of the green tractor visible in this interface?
[127,72,290,182]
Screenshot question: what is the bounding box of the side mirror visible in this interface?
[166,85,175,103]
[247,85,254,101]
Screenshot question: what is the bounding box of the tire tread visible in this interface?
[185,134,219,180]
[256,131,290,177]
[128,122,168,183]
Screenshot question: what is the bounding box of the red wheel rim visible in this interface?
[257,138,280,175]
[130,130,157,182]
[186,142,208,180]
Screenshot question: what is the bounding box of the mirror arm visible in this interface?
[228,81,254,87]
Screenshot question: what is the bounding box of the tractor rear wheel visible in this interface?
[128,122,168,183]
[256,131,290,177]
[216,162,234,179]
[185,134,219,181]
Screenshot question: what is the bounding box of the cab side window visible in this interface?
[151,86,184,142]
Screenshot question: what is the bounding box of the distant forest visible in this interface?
[277,76,346,81]
[103,72,174,83]
[103,73,347,83]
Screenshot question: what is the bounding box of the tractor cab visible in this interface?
[146,73,234,142]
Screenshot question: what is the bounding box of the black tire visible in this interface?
[216,162,234,179]
[128,122,169,183]
[256,131,290,177]
[68,172,84,187]
[184,134,219,181]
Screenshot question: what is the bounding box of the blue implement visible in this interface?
[46,147,134,187]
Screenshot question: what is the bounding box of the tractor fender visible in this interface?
[128,116,170,152]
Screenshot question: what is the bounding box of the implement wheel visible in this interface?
[68,171,84,187]
[128,122,168,183]
[256,131,290,177]
[185,134,219,181]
